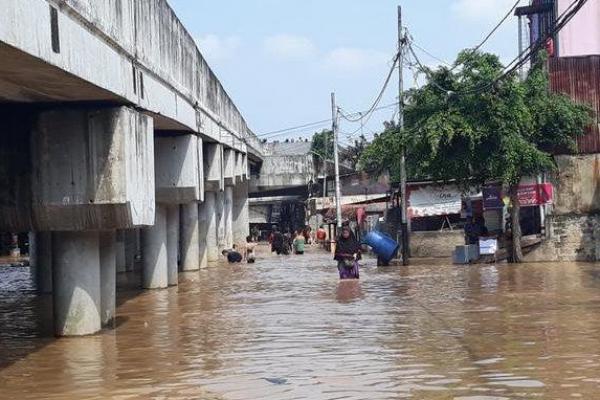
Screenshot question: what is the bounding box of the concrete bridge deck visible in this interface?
[0,0,263,336]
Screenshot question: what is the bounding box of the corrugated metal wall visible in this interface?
[549,56,600,154]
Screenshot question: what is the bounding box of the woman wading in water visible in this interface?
[334,226,361,280]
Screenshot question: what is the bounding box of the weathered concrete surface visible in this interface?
[526,154,600,262]
[204,191,219,262]
[0,107,155,232]
[253,154,314,191]
[232,181,250,245]
[204,143,224,192]
[552,154,600,215]
[180,203,200,272]
[0,0,261,157]
[52,231,101,336]
[166,205,179,286]
[197,202,209,269]
[125,230,136,272]
[410,231,465,259]
[32,107,155,231]
[216,191,226,251]
[116,231,127,273]
[36,231,53,294]
[142,205,168,289]
[99,230,116,327]
[526,214,600,262]
[224,149,236,187]
[155,135,202,204]
[224,187,234,249]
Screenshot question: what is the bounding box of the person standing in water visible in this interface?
[334,226,361,279]
[244,235,256,263]
[293,230,306,255]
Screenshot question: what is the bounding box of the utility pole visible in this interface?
[398,5,409,266]
[331,92,343,231]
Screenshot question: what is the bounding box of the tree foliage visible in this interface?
[311,129,334,173]
[360,51,592,187]
[341,134,368,169]
[359,50,592,262]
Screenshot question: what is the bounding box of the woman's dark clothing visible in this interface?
[335,234,361,279]
[271,232,284,255]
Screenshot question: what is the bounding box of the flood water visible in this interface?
[2,247,600,399]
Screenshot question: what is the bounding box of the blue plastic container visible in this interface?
[363,231,400,263]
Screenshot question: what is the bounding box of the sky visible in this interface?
[169,0,521,145]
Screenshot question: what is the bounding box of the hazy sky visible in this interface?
[169,0,520,144]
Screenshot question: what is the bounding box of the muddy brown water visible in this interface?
[2,248,600,399]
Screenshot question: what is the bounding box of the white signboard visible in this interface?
[408,185,463,217]
[479,238,498,256]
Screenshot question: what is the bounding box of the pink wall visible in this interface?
[557,0,600,57]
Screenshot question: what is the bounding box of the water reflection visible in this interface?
[2,252,600,399]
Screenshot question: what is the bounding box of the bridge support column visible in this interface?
[36,232,53,294]
[232,181,250,245]
[204,191,219,262]
[142,205,168,289]
[166,205,180,285]
[180,203,200,272]
[216,191,226,251]
[224,186,234,249]
[52,231,101,337]
[116,231,126,273]
[198,202,209,269]
[99,231,116,327]
[124,230,136,272]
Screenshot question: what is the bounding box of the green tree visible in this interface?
[360,51,592,262]
[311,129,334,174]
[341,134,369,169]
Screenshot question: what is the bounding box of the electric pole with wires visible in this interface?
[398,5,409,266]
[331,92,343,231]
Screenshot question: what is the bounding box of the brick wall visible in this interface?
[526,214,600,262]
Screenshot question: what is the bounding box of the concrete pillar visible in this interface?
[52,231,101,336]
[142,205,168,289]
[180,202,200,271]
[28,232,37,266]
[37,231,53,294]
[198,202,208,269]
[116,231,126,273]
[216,191,226,251]
[124,230,136,272]
[224,186,234,249]
[205,192,219,262]
[99,231,116,327]
[166,205,180,285]
[232,181,250,244]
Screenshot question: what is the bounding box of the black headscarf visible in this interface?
[335,228,360,260]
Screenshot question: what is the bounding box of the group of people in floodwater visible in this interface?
[269,224,361,279]
[220,223,362,280]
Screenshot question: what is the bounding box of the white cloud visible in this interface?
[263,34,317,60]
[196,34,241,62]
[324,47,390,73]
[451,0,520,22]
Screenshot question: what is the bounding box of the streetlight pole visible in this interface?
[398,5,409,266]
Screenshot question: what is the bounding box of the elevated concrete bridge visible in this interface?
[0,0,263,336]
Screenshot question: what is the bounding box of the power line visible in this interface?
[259,102,399,140]
[449,0,524,72]
[405,0,589,97]
[410,41,451,67]
[338,52,400,123]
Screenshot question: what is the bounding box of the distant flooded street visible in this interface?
[3,248,600,399]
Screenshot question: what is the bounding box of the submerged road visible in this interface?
[2,247,600,399]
